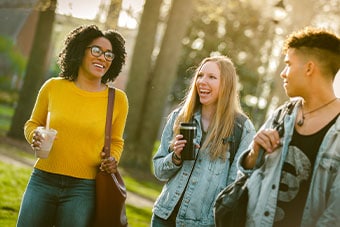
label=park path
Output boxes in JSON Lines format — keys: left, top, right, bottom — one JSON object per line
{"left": 0, "top": 135, "right": 154, "bottom": 209}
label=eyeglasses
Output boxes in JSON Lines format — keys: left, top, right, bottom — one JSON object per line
{"left": 87, "top": 46, "right": 115, "bottom": 62}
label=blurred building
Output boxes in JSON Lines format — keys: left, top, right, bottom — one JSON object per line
{"left": 0, "top": 0, "right": 42, "bottom": 53}
{"left": 0, "top": 5, "right": 38, "bottom": 91}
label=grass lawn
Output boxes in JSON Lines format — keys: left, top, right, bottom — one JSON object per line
{"left": 0, "top": 104, "right": 13, "bottom": 133}
{"left": 0, "top": 161, "right": 31, "bottom": 227}
{"left": 0, "top": 160, "right": 158, "bottom": 226}
{"left": 0, "top": 158, "right": 160, "bottom": 227}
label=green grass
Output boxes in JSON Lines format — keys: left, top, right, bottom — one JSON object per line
{"left": 0, "top": 161, "right": 31, "bottom": 227}
{"left": 0, "top": 160, "right": 156, "bottom": 227}
{"left": 126, "top": 204, "right": 154, "bottom": 226}
{"left": 124, "top": 174, "right": 163, "bottom": 202}
{"left": 0, "top": 104, "right": 14, "bottom": 117}
{"left": 0, "top": 104, "right": 13, "bottom": 133}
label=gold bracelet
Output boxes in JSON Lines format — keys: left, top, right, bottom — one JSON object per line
{"left": 173, "top": 152, "right": 182, "bottom": 161}
{"left": 172, "top": 153, "right": 182, "bottom": 166}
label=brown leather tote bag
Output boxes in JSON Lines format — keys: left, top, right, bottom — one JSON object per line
{"left": 93, "top": 88, "right": 128, "bottom": 227}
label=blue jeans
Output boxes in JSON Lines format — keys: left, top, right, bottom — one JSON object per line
{"left": 17, "top": 168, "right": 96, "bottom": 227}
{"left": 151, "top": 214, "right": 176, "bottom": 227}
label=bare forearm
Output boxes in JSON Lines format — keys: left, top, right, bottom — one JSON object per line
{"left": 242, "top": 149, "right": 259, "bottom": 169}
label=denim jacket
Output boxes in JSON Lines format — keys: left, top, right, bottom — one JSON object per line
{"left": 238, "top": 101, "right": 340, "bottom": 227}
{"left": 152, "top": 109, "right": 256, "bottom": 227}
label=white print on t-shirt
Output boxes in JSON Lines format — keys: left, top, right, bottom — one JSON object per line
{"left": 274, "top": 146, "right": 311, "bottom": 221}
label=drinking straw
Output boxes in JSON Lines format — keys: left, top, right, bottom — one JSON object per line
{"left": 46, "top": 112, "right": 51, "bottom": 130}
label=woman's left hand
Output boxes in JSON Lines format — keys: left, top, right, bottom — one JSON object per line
{"left": 99, "top": 152, "right": 118, "bottom": 174}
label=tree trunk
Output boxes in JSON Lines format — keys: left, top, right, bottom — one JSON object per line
{"left": 123, "top": 0, "right": 194, "bottom": 170}
{"left": 7, "top": 0, "right": 56, "bottom": 140}
{"left": 105, "top": 0, "right": 122, "bottom": 29}
{"left": 122, "top": 0, "right": 162, "bottom": 167}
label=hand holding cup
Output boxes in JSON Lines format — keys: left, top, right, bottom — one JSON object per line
{"left": 176, "top": 122, "right": 197, "bottom": 160}
{"left": 32, "top": 126, "right": 57, "bottom": 158}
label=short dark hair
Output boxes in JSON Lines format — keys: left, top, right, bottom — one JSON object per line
{"left": 283, "top": 27, "right": 340, "bottom": 76}
{"left": 57, "top": 24, "right": 126, "bottom": 83}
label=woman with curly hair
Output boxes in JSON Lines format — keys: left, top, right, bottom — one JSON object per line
{"left": 17, "top": 24, "right": 128, "bottom": 226}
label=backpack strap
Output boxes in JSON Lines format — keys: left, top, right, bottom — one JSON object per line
{"left": 232, "top": 114, "right": 247, "bottom": 163}
{"left": 223, "top": 100, "right": 298, "bottom": 167}
{"left": 255, "top": 99, "right": 298, "bottom": 168}
{"left": 272, "top": 99, "right": 298, "bottom": 136}
{"left": 223, "top": 114, "right": 247, "bottom": 165}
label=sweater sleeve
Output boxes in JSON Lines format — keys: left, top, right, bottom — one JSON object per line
{"left": 24, "top": 79, "right": 52, "bottom": 144}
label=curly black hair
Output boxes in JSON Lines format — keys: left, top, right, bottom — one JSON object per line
{"left": 283, "top": 27, "right": 340, "bottom": 76}
{"left": 283, "top": 27, "right": 340, "bottom": 54}
{"left": 57, "top": 24, "right": 126, "bottom": 83}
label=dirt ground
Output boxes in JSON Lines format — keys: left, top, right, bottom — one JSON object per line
{"left": 0, "top": 135, "right": 154, "bottom": 209}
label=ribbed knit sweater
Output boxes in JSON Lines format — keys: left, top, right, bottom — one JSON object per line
{"left": 24, "top": 77, "right": 128, "bottom": 179}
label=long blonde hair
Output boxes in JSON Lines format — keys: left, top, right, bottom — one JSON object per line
{"left": 172, "top": 56, "right": 244, "bottom": 160}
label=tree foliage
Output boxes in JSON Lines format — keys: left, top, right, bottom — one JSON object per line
{"left": 0, "top": 36, "right": 27, "bottom": 92}
{"left": 121, "top": 0, "right": 340, "bottom": 172}
{"left": 5, "top": 0, "right": 339, "bottom": 172}
{"left": 173, "top": 0, "right": 274, "bottom": 120}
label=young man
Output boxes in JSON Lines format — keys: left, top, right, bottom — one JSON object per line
{"left": 239, "top": 27, "right": 340, "bottom": 226}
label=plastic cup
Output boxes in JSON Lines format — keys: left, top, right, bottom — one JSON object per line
{"left": 35, "top": 126, "right": 57, "bottom": 158}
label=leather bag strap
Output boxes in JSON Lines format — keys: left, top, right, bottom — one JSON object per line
{"left": 103, "top": 87, "right": 115, "bottom": 158}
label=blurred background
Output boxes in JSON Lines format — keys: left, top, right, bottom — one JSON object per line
{"left": 1, "top": 0, "right": 340, "bottom": 173}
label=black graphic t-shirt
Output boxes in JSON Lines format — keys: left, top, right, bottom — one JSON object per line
{"left": 274, "top": 114, "right": 338, "bottom": 227}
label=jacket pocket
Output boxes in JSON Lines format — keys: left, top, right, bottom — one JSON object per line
{"left": 319, "top": 156, "right": 339, "bottom": 173}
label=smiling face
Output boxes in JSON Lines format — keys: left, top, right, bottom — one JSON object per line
{"left": 195, "top": 61, "right": 221, "bottom": 108}
{"left": 78, "top": 37, "right": 113, "bottom": 81}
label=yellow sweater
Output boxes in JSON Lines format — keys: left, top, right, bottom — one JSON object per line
{"left": 24, "top": 77, "right": 129, "bottom": 179}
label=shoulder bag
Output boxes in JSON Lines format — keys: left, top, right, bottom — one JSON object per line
{"left": 93, "top": 87, "right": 128, "bottom": 227}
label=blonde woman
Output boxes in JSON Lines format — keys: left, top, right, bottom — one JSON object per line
{"left": 151, "top": 56, "right": 256, "bottom": 227}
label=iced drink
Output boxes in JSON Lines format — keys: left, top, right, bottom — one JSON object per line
{"left": 35, "top": 126, "right": 57, "bottom": 158}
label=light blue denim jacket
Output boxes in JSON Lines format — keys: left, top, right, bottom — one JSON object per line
{"left": 238, "top": 101, "right": 340, "bottom": 227}
{"left": 152, "top": 109, "right": 256, "bottom": 227}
